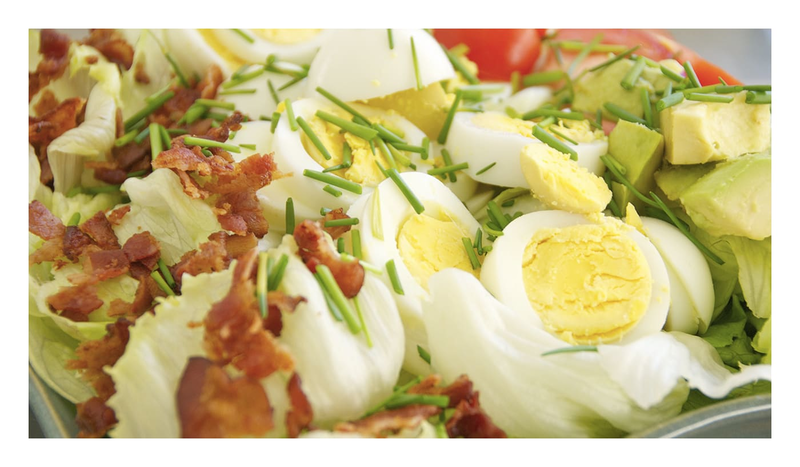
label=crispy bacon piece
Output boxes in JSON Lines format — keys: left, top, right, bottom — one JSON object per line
{"left": 75, "top": 397, "right": 118, "bottom": 438}
{"left": 33, "top": 89, "right": 59, "bottom": 117}
{"left": 171, "top": 236, "right": 230, "bottom": 287}
{"left": 63, "top": 226, "right": 95, "bottom": 262}
{"left": 67, "top": 319, "right": 132, "bottom": 401}
{"left": 285, "top": 373, "right": 314, "bottom": 438}
{"left": 88, "top": 249, "right": 131, "bottom": 281}
{"left": 81, "top": 29, "right": 134, "bottom": 70}
{"left": 29, "top": 97, "right": 85, "bottom": 178}
{"left": 294, "top": 220, "right": 364, "bottom": 298}
{"left": 177, "top": 357, "right": 274, "bottom": 438}
{"left": 446, "top": 392, "right": 507, "bottom": 439}
{"left": 134, "top": 60, "right": 150, "bottom": 84}
{"left": 262, "top": 291, "right": 305, "bottom": 337}
{"left": 107, "top": 205, "right": 131, "bottom": 225}
{"left": 46, "top": 283, "right": 103, "bottom": 319}
{"left": 80, "top": 211, "right": 121, "bottom": 250}
{"left": 29, "top": 29, "right": 71, "bottom": 101}
{"left": 197, "top": 65, "right": 224, "bottom": 100}
{"left": 29, "top": 200, "right": 65, "bottom": 240}
{"left": 334, "top": 405, "right": 441, "bottom": 438}
{"left": 29, "top": 237, "right": 64, "bottom": 265}
{"left": 203, "top": 249, "right": 294, "bottom": 379}
{"left": 122, "top": 231, "right": 160, "bottom": 270}
{"left": 207, "top": 153, "right": 279, "bottom": 195}
{"left": 216, "top": 191, "right": 269, "bottom": 238}
{"left": 321, "top": 208, "right": 353, "bottom": 240}
{"left": 222, "top": 232, "right": 258, "bottom": 259}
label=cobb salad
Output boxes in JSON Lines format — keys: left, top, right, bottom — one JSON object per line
{"left": 28, "top": 28, "right": 772, "bottom": 439}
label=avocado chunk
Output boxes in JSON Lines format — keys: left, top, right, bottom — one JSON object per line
{"left": 661, "top": 91, "right": 771, "bottom": 165}
{"left": 679, "top": 152, "right": 771, "bottom": 240}
{"left": 572, "top": 59, "right": 654, "bottom": 121}
{"left": 654, "top": 162, "right": 717, "bottom": 201}
{"left": 607, "top": 120, "right": 664, "bottom": 210}
{"left": 367, "top": 82, "right": 453, "bottom": 140}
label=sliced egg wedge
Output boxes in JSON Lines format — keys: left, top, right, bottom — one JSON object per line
{"left": 204, "top": 29, "right": 330, "bottom": 67}
{"left": 217, "top": 64, "right": 307, "bottom": 122}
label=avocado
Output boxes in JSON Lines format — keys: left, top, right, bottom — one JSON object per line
{"left": 367, "top": 82, "right": 452, "bottom": 140}
{"left": 661, "top": 91, "right": 771, "bottom": 165}
{"left": 679, "top": 152, "right": 771, "bottom": 240}
{"left": 654, "top": 162, "right": 717, "bottom": 201}
{"left": 572, "top": 59, "right": 654, "bottom": 121}
{"left": 607, "top": 120, "right": 664, "bottom": 210}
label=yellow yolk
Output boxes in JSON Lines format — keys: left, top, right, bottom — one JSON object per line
{"left": 250, "top": 29, "right": 321, "bottom": 45}
{"left": 522, "top": 222, "right": 652, "bottom": 345}
{"left": 198, "top": 29, "right": 247, "bottom": 70}
{"left": 396, "top": 210, "right": 479, "bottom": 290}
{"left": 471, "top": 113, "right": 604, "bottom": 144}
{"left": 367, "top": 83, "right": 454, "bottom": 140}
{"left": 520, "top": 144, "right": 612, "bottom": 214}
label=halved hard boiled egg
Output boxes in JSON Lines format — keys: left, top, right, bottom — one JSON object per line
{"left": 203, "top": 29, "right": 330, "bottom": 67}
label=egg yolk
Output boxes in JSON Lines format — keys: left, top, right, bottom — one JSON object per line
{"left": 521, "top": 222, "right": 652, "bottom": 345}
{"left": 251, "top": 29, "right": 321, "bottom": 45}
{"left": 396, "top": 209, "right": 479, "bottom": 290}
{"left": 198, "top": 29, "right": 248, "bottom": 70}
{"left": 470, "top": 113, "right": 605, "bottom": 144}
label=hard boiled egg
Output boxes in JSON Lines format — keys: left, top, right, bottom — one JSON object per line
{"left": 481, "top": 210, "right": 670, "bottom": 345}
{"left": 445, "top": 111, "right": 608, "bottom": 188}
{"left": 484, "top": 86, "right": 553, "bottom": 115}
{"left": 346, "top": 172, "right": 482, "bottom": 375}
{"left": 203, "top": 29, "right": 330, "bottom": 67}
{"left": 305, "top": 29, "right": 455, "bottom": 102}
{"left": 217, "top": 64, "right": 308, "bottom": 122}
{"left": 225, "top": 120, "right": 274, "bottom": 163}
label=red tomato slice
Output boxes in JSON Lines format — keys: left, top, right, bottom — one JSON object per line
{"left": 432, "top": 29, "right": 541, "bottom": 81}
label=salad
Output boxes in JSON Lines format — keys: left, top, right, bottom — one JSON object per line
{"left": 28, "top": 28, "right": 771, "bottom": 439}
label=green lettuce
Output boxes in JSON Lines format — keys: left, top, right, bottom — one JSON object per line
{"left": 119, "top": 29, "right": 172, "bottom": 120}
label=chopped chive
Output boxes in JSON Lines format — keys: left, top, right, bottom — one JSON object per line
{"left": 239, "top": 143, "right": 257, "bottom": 150}
{"left": 222, "top": 67, "right": 265, "bottom": 89}
{"left": 315, "top": 87, "right": 372, "bottom": 125}
{"left": 482, "top": 220, "right": 503, "bottom": 238}
{"left": 284, "top": 99, "right": 298, "bottom": 131}
{"left": 265, "top": 60, "right": 308, "bottom": 79}
{"left": 297, "top": 116, "right": 332, "bottom": 160}
{"left": 656, "top": 91, "right": 685, "bottom": 112}
{"left": 549, "top": 127, "right": 579, "bottom": 146}
{"left": 387, "top": 29, "right": 394, "bottom": 49}
{"left": 149, "top": 123, "right": 163, "bottom": 157}
{"left": 195, "top": 99, "right": 235, "bottom": 111}
{"left": 164, "top": 52, "right": 189, "bottom": 88}
{"left": 150, "top": 270, "right": 175, "bottom": 296}
{"left": 680, "top": 84, "right": 717, "bottom": 94}
{"left": 385, "top": 394, "right": 449, "bottom": 410}
{"left": 715, "top": 85, "right": 744, "bottom": 94}
{"left": 375, "top": 137, "right": 398, "bottom": 171}
{"left": 522, "top": 70, "right": 564, "bottom": 86}
{"left": 325, "top": 217, "right": 359, "bottom": 228}
{"left": 317, "top": 275, "right": 344, "bottom": 322}
{"left": 522, "top": 108, "right": 585, "bottom": 121}
{"left": 157, "top": 258, "right": 176, "bottom": 289}
{"left": 505, "top": 106, "right": 523, "bottom": 119}
{"left": 270, "top": 112, "right": 281, "bottom": 133}
{"left": 537, "top": 116, "right": 556, "bottom": 128}
{"left": 439, "top": 148, "right": 457, "bottom": 183}
{"left": 486, "top": 201, "right": 509, "bottom": 230}
{"left": 206, "top": 111, "right": 228, "bottom": 122}
{"left": 511, "top": 71, "right": 521, "bottom": 94}
{"left": 532, "top": 125, "right": 578, "bottom": 160}
{"left": 386, "top": 259, "right": 404, "bottom": 295}
{"left": 459, "top": 84, "right": 507, "bottom": 101}
{"left": 386, "top": 168, "right": 425, "bottom": 214}
{"left": 267, "top": 80, "right": 280, "bottom": 106}
{"left": 351, "top": 229, "right": 362, "bottom": 259}
{"left": 417, "top": 345, "right": 432, "bottom": 365}
{"left": 316, "top": 110, "right": 379, "bottom": 141}
{"left": 67, "top": 212, "right": 81, "bottom": 227}
{"left": 541, "top": 345, "right": 598, "bottom": 356}
{"left": 607, "top": 195, "right": 623, "bottom": 218}
{"left": 178, "top": 104, "right": 207, "bottom": 125}
{"left": 601, "top": 155, "right": 658, "bottom": 209}
{"left": 649, "top": 192, "right": 724, "bottom": 265}
{"left": 337, "top": 237, "right": 346, "bottom": 254}
{"left": 115, "top": 129, "right": 138, "bottom": 147}
{"left": 744, "top": 85, "right": 771, "bottom": 92}
{"left": 231, "top": 28, "right": 254, "bottom": 43}
{"left": 303, "top": 169, "right": 363, "bottom": 194}
{"left": 218, "top": 88, "right": 257, "bottom": 96}
{"left": 183, "top": 136, "right": 241, "bottom": 153}
{"left": 201, "top": 149, "right": 213, "bottom": 158}
{"left": 437, "top": 90, "right": 463, "bottom": 144}
{"left": 387, "top": 144, "right": 414, "bottom": 169}
{"left": 124, "top": 90, "right": 175, "bottom": 131}
{"left": 462, "top": 237, "right": 481, "bottom": 270}
{"left": 746, "top": 92, "right": 771, "bottom": 104}
{"left": 316, "top": 264, "right": 361, "bottom": 334}
{"left": 410, "top": 37, "right": 423, "bottom": 90}
{"left": 323, "top": 185, "right": 343, "bottom": 197}
{"left": 474, "top": 227, "right": 484, "bottom": 255}
{"left": 555, "top": 40, "right": 627, "bottom": 53}
{"left": 641, "top": 88, "right": 653, "bottom": 128}
{"left": 158, "top": 125, "right": 172, "bottom": 150}
{"left": 276, "top": 75, "right": 305, "bottom": 91}
{"left": 389, "top": 142, "right": 426, "bottom": 155}
{"left": 475, "top": 162, "right": 496, "bottom": 175}
{"left": 660, "top": 65, "right": 684, "bottom": 83}
{"left": 126, "top": 169, "right": 148, "bottom": 178}
{"left": 685, "top": 93, "right": 734, "bottom": 104}
{"left": 427, "top": 162, "right": 469, "bottom": 176}
{"left": 268, "top": 254, "right": 289, "bottom": 291}
{"left": 353, "top": 296, "right": 372, "bottom": 348}
{"left": 372, "top": 123, "right": 405, "bottom": 144}
{"left": 84, "top": 185, "right": 121, "bottom": 195}
{"left": 285, "top": 198, "right": 295, "bottom": 235}
{"left": 682, "top": 61, "right": 702, "bottom": 89}
{"left": 502, "top": 199, "right": 515, "bottom": 208}
{"left": 602, "top": 102, "right": 648, "bottom": 126}
{"left": 588, "top": 45, "right": 640, "bottom": 72}
{"left": 421, "top": 136, "right": 430, "bottom": 160}
{"left": 257, "top": 252, "right": 268, "bottom": 317}
{"left": 322, "top": 163, "right": 350, "bottom": 173}
{"left": 663, "top": 82, "right": 673, "bottom": 97}
{"left": 568, "top": 33, "right": 603, "bottom": 77}
{"left": 443, "top": 46, "right": 480, "bottom": 85}
{"left": 621, "top": 56, "right": 647, "bottom": 90}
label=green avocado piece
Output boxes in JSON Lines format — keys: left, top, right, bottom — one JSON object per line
{"left": 607, "top": 120, "right": 664, "bottom": 210}
{"left": 572, "top": 59, "right": 654, "bottom": 121}
{"left": 679, "top": 152, "right": 771, "bottom": 240}
{"left": 654, "top": 162, "right": 717, "bottom": 201}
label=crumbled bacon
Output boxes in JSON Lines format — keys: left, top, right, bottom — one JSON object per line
{"left": 334, "top": 405, "right": 441, "bottom": 438}
{"left": 321, "top": 208, "right": 353, "bottom": 240}
{"left": 29, "top": 29, "right": 71, "bottom": 102}
{"left": 88, "top": 249, "right": 131, "bottom": 281}
{"left": 294, "top": 220, "right": 364, "bottom": 298}
{"left": 62, "top": 226, "right": 96, "bottom": 262}
{"left": 262, "top": 291, "right": 306, "bottom": 337}
{"left": 285, "top": 373, "right": 314, "bottom": 438}
{"left": 46, "top": 282, "right": 103, "bottom": 319}
{"left": 29, "top": 200, "right": 65, "bottom": 240}
{"left": 122, "top": 231, "right": 160, "bottom": 270}
{"left": 206, "top": 152, "right": 279, "bottom": 195}
{"left": 196, "top": 65, "right": 224, "bottom": 100}
{"left": 177, "top": 357, "right": 274, "bottom": 438}
{"left": 216, "top": 191, "right": 269, "bottom": 238}
{"left": 107, "top": 205, "right": 131, "bottom": 225}
{"left": 446, "top": 392, "right": 507, "bottom": 439}
{"left": 203, "top": 249, "right": 294, "bottom": 379}
{"left": 202, "top": 110, "right": 243, "bottom": 143}
{"left": 67, "top": 319, "right": 132, "bottom": 400}
{"left": 29, "top": 237, "right": 65, "bottom": 265}
{"left": 80, "top": 211, "right": 121, "bottom": 250}
{"left": 171, "top": 236, "right": 230, "bottom": 287}
{"left": 408, "top": 374, "right": 474, "bottom": 408}
{"left": 75, "top": 397, "right": 118, "bottom": 438}
{"left": 29, "top": 97, "right": 85, "bottom": 162}
{"left": 134, "top": 60, "right": 150, "bottom": 84}
{"left": 32, "top": 89, "right": 59, "bottom": 117}
{"left": 81, "top": 29, "right": 134, "bottom": 70}
{"left": 153, "top": 144, "right": 219, "bottom": 176}
{"left": 221, "top": 232, "right": 258, "bottom": 259}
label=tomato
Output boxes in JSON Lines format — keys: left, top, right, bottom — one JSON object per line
{"left": 432, "top": 29, "right": 541, "bottom": 81}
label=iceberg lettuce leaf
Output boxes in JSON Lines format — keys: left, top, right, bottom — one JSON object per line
{"left": 119, "top": 29, "right": 172, "bottom": 120}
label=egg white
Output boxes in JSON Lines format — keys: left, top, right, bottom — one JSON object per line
{"left": 208, "top": 29, "right": 331, "bottom": 66}
{"left": 481, "top": 210, "right": 671, "bottom": 345}
{"left": 218, "top": 64, "right": 308, "bottom": 122}
{"left": 163, "top": 29, "right": 231, "bottom": 78}
{"left": 484, "top": 86, "right": 553, "bottom": 115}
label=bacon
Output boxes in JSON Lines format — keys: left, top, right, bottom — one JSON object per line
{"left": 203, "top": 249, "right": 294, "bottom": 379}
{"left": 29, "top": 237, "right": 65, "bottom": 265}
{"left": 177, "top": 357, "right": 274, "bottom": 438}
{"left": 321, "top": 208, "right": 353, "bottom": 240}
{"left": 46, "top": 283, "right": 103, "bottom": 319}
{"left": 152, "top": 145, "right": 215, "bottom": 176}
{"left": 445, "top": 392, "right": 507, "bottom": 438}
{"left": 221, "top": 232, "right": 258, "bottom": 259}
{"left": 113, "top": 140, "right": 150, "bottom": 171}
{"left": 29, "top": 97, "right": 85, "bottom": 172}
{"left": 285, "top": 373, "right": 314, "bottom": 438}
{"left": 29, "top": 30, "right": 71, "bottom": 101}
{"left": 29, "top": 200, "right": 65, "bottom": 240}
{"left": 216, "top": 191, "right": 269, "bottom": 238}
{"left": 63, "top": 226, "right": 96, "bottom": 262}
{"left": 134, "top": 60, "right": 150, "bottom": 84}
{"left": 207, "top": 153, "right": 279, "bottom": 195}
{"left": 334, "top": 405, "right": 441, "bottom": 438}
{"left": 197, "top": 65, "right": 224, "bottom": 100}
{"left": 408, "top": 374, "right": 474, "bottom": 408}
{"left": 107, "top": 205, "right": 131, "bottom": 225}
{"left": 122, "top": 231, "right": 161, "bottom": 270}
{"left": 263, "top": 291, "right": 305, "bottom": 337}
{"left": 81, "top": 29, "right": 134, "bottom": 70}
{"left": 67, "top": 319, "right": 132, "bottom": 400}
{"left": 88, "top": 249, "right": 131, "bottom": 281}
{"left": 75, "top": 397, "right": 118, "bottom": 438}
{"left": 32, "top": 89, "right": 59, "bottom": 117}
{"left": 80, "top": 211, "right": 120, "bottom": 250}
{"left": 294, "top": 220, "right": 364, "bottom": 298}
{"left": 171, "top": 236, "right": 230, "bottom": 286}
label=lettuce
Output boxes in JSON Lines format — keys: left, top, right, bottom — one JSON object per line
{"left": 113, "top": 169, "right": 223, "bottom": 265}
{"left": 119, "top": 30, "right": 172, "bottom": 120}
{"left": 29, "top": 145, "right": 53, "bottom": 206}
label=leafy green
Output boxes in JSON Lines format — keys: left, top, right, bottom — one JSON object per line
{"left": 119, "top": 30, "right": 173, "bottom": 120}
{"left": 681, "top": 380, "right": 771, "bottom": 413}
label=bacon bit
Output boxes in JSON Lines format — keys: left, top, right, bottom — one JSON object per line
{"left": 91, "top": 167, "right": 129, "bottom": 185}
{"left": 197, "top": 64, "right": 224, "bottom": 100}
{"left": 29, "top": 200, "right": 65, "bottom": 240}
{"left": 122, "top": 231, "right": 161, "bottom": 270}
{"left": 29, "top": 29, "right": 71, "bottom": 101}
{"left": 408, "top": 374, "right": 474, "bottom": 408}
{"left": 171, "top": 236, "right": 230, "bottom": 287}
{"left": 75, "top": 397, "right": 118, "bottom": 438}
{"left": 134, "top": 60, "right": 150, "bottom": 84}
{"left": 80, "top": 211, "right": 121, "bottom": 250}
{"left": 177, "top": 357, "right": 274, "bottom": 438}
{"left": 28, "top": 97, "right": 85, "bottom": 162}
{"left": 67, "top": 319, "right": 132, "bottom": 400}
{"left": 33, "top": 89, "right": 59, "bottom": 117}
{"left": 446, "top": 392, "right": 507, "bottom": 439}
{"left": 84, "top": 55, "right": 99, "bottom": 64}
{"left": 47, "top": 283, "right": 103, "bottom": 320}
{"left": 321, "top": 208, "right": 353, "bottom": 240}
{"left": 334, "top": 405, "right": 441, "bottom": 438}
{"left": 294, "top": 220, "right": 365, "bottom": 298}
{"left": 63, "top": 226, "right": 96, "bottom": 262}
{"left": 216, "top": 191, "right": 269, "bottom": 238}
{"left": 113, "top": 140, "right": 149, "bottom": 171}
{"left": 153, "top": 145, "right": 216, "bottom": 176}
{"left": 29, "top": 237, "right": 65, "bottom": 265}
{"left": 221, "top": 232, "right": 258, "bottom": 259}
{"left": 203, "top": 249, "right": 294, "bottom": 379}
{"left": 202, "top": 111, "right": 244, "bottom": 143}
{"left": 88, "top": 249, "right": 131, "bottom": 281}
{"left": 82, "top": 29, "right": 134, "bottom": 70}
{"left": 107, "top": 205, "right": 131, "bottom": 225}
{"left": 285, "top": 373, "right": 314, "bottom": 438}
{"left": 263, "top": 291, "right": 306, "bottom": 337}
